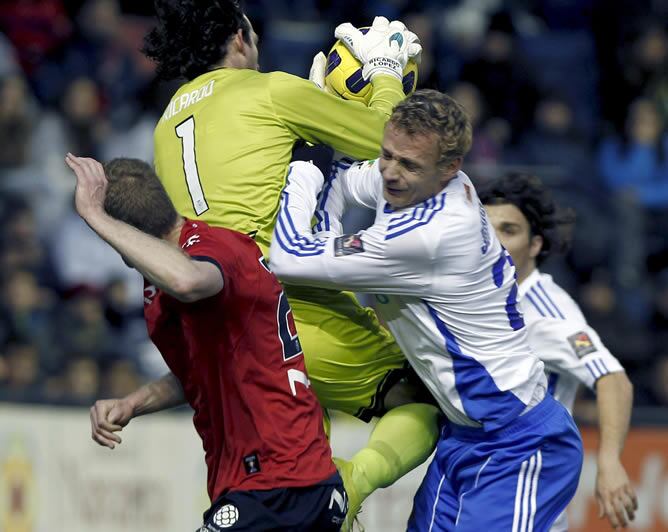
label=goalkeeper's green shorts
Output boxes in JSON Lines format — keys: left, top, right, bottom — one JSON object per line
{"left": 285, "top": 285, "right": 408, "bottom": 422}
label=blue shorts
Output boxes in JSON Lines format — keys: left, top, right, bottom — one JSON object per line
{"left": 408, "top": 395, "right": 583, "bottom": 532}
{"left": 199, "top": 472, "right": 346, "bottom": 532}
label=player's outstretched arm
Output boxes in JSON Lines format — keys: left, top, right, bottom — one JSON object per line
{"left": 290, "top": 143, "right": 379, "bottom": 236}
{"left": 65, "top": 154, "right": 223, "bottom": 303}
{"left": 270, "top": 161, "right": 431, "bottom": 295}
{"left": 90, "top": 372, "right": 186, "bottom": 450}
{"left": 270, "top": 72, "right": 399, "bottom": 161}
{"left": 595, "top": 372, "right": 638, "bottom": 528}
{"left": 271, "top": 16, "right": 422, "bottom": 161}
{"left": 528, "top": 319, "right": 637, "bottom": 527}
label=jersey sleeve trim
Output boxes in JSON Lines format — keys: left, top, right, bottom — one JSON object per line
{"left": 313, "top": 159, "right": 353, "bottom": 233}
{"left": 524, "top": 292, "right": 547, "bottom": 317}
{"left": 274, "top": 190, "right": 328, "bottom": 257}
{"left": 584, "top": 356, "right": 621, "bottom": 383}
{"left": 526, "top": 285, "right": 563, "bottom": 319}
{"left": 191, "top": 255, "right": 224, "bottom": 276}
{"left": 269, "top": 166, "right": 436, "bottom": 295}
{"left": 385, "top": 192, "right": 447, "bottom": 240}
{"left": 535, "top": 281, "right": 566, "bottom": 319}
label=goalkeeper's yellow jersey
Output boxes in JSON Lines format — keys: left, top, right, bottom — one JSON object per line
{"left": 153, "top": 68, "right": 403, "bottom": 251}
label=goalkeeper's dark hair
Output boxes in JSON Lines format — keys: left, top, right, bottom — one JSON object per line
{"left": 389, "top": 89, "right": 473, "bottom": 166}
{"left": 478, "top": 173, "right": 576, "bottom": 265}
{"left": 103, "top": 158, "right": 178, "bottom": 238}
{"left": 143, "top": 0, "right": 251, "bottom": 81}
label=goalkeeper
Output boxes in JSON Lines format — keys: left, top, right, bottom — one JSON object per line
{"left": 144, "top": 1, "right": 437, "bottom": 528}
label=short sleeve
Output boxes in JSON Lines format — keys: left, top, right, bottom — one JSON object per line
{"left": 527, "top": 318, "right": 625, "bottom": 391}
{"left": 180, "top": 227, "right": 226, "bottom": 276}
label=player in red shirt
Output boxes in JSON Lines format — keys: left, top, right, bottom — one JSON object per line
{"left": 67, "top": 154, "right": 346, "bottom": 531}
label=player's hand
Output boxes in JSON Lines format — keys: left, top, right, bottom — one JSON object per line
{"left": 90, "top": 398, "right": 134, "bottom": 450}
{"left": 596, "top": 457, "right": 638, "bottom": 528}
{"left": 291, "top": 141, "right": 334, "bottom": 178}
{"left": 65, "top": 153, "right": 108, "bottom": 222}
{"left": 309, "top": 51, "right": 327, "bottom": 90}
{"left": 335, "top": 16, "right": 422, "bottom": 81}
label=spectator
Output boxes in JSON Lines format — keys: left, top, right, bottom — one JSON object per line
{"left": 51, "top": 285, "right": 117, "bottom": 364}
{"left": 0, "top": 74, "right": 34, "bottom": 168}
{"left": 58, "top": 76, "right": 109, "bottom": 160}
{"left": 0, "top": 270, "right": 55, "bottom": 359}
{"left": 459, "top": 9, "right": 540, "bottom": 142}
{"left": 0, "top": 74, "right": 75, "bottom": 232}
{"left": 102, "top": 277, "right": 146, "bottom": 356}
{"left": 599, "top": 98, "right": 668, "bottom": 210}
{"left": 633, "top": 355, "right": 668, "bottom": 407}
{"left": 102, "top": 358, "right": 143, "bottom": 399}
{"left": 49, "top": 196, "right": 143, "bottom": 302}
{"left": 0, "top": 339, "right": 43, "bottom": 402}
{"left": 511, "top": 93, "right": 594, "bottom": 185}
{"left": 599, "top": 98, "right": 668, "bottom": 288}
{"left": 32, "top": 0, "right": 151, "bottom": 113}
{"left": 60, "top": 356, "right": 101, "bottom": 406}
{"left": 577, "top": 273, "right": 653, "bottom": 366}
{"left": 620, "top": 23, "right": 668, "bottom": 126}
{"left": 449, "top": 81, "right": 508, "bottom": 170}
{"left": 0, "top": 194, "right": 56, "bottom": 286}
{"left": 103, "top": 277, "right": 140, "bottom": 330}
{"left": 0, "top": 0, "right": 72, "bottom": 76}
{"left": 649, "top": 269, "right": 668, "bottom": 353}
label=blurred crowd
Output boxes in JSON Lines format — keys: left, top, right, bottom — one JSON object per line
{"left": 1, "top": 0, "right": 668, "bottom": 410}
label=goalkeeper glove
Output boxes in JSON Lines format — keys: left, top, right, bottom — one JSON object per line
{"left": 335, "top": 16, "right": 422, "bottom": 82}
{"left": 309, "top": 51, "right": 327, "bottom": 91}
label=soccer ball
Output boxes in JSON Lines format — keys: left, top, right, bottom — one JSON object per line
{"left": 324, "top": 30, "right": 419, "bottom": 105}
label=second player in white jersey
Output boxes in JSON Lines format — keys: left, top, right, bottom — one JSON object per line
{"left": 519, "top": 271, "right": 626, "bottom": 532}
{"left": 481, "top": 172, "right": 638, "bottom": 531}
{"left": 519, "top": 270, "right": 624, "bottom": 412}
{"left": 270, "top": 90, "right": 583, "bottom": 531}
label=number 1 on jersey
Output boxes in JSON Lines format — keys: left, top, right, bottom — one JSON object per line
{"left": 175, "top": 116, "right": 209, "bottom": 216}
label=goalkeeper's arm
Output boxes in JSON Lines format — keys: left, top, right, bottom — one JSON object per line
{"left": 270, "top": 16, "right": 420, "bottom": 159}
{"left": 269, "top": 71, "right": 403, "bottom": 160}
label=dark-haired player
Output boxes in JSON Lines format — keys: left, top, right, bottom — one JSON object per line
{"left": 480, "top": 173, "right": 638, "bottom": 531}
{"left": 144, "top": 2, "right": 438, "bottom": 527}
{"left": 69, "top": 154, "right": 346, "bottom": 531}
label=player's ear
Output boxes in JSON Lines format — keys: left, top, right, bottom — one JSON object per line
{"left": 440, "top": 157, "right": 462, "bottom": 184}
{"left": 232, "top": 29, "right": 246, "bottom": 53}
{"left": 448, "top": 157, "right": 463, "bottom": 175}
{"left": 529, "top": 234, "right": 543, "bottom": 259}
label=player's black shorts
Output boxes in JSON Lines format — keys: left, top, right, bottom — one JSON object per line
{"left": 197, "top": 472, "right": 346, "bottom": 532}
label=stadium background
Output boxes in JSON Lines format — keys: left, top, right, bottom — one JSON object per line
{"left": 0, "top": 0, "right": 667, "bottom": 530}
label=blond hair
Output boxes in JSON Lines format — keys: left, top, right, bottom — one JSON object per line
{"left": 389, "top": 89, "right": 473, "bottom": 166}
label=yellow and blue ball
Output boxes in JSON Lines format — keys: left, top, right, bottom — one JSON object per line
{"left": 324, "top": 30, "right": 419, "bottom": 105}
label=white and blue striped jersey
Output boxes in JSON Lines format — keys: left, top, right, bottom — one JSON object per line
{"left": 270, "top": 160, "right": 547, "bottom": 431}
{"left": 518, "top": 270, "right": 625, "bottom": 413}
{"left": 518, "top": 270, "right": 625, "bottom": 532}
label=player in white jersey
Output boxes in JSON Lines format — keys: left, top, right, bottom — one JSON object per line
{"left": 269, "top": 90, "right": 583, "bottom": 531}
{"left": 481, "top": 173, "right": 638, "bottom": 530}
